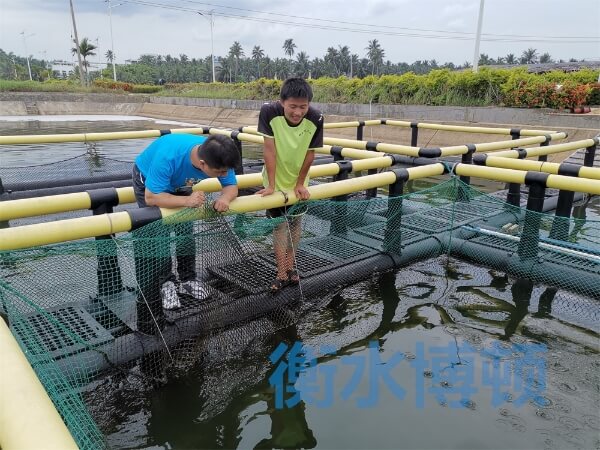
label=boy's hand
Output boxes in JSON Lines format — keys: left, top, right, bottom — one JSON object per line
{"left": 257, "top": 186, "right": 275, "bottom": 197}
{"left": 184, "top": 191, "right": 205, "bottom": 207}
{"left": 294, "top": 185, "right": 310, "bottom": 200}
{"left": 213, "top": 197, "right": 230, "bottom": 212}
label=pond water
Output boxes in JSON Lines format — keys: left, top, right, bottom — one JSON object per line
{"left": 1, "top": 116, "right": 598, "bottom": 449}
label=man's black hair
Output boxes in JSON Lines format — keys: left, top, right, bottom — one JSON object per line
{"left": 280, "top": 77, "right": 313, "bottom": 101}
{"left": 197, "top": 134, "right": 240, "bottom": 169}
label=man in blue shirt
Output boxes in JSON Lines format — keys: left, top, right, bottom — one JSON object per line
{"left": 132, "top": 133, "right": 240, "bottom": 310}
{"left": 133, "top": 133, "right": 239, "bottom": 211}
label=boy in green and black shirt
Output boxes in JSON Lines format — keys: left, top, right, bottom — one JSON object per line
{"left": 256, "top": 77, "right": 324, "bottom": 292}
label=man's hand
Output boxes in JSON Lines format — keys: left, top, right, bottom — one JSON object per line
{"left": 213, "top": 197, "right": 230, "bottom": 212}
{"left": 256, "top": 186, "right": 275, "bottom": 197}
{"left": 183, "top": 191, "right": 205, "bottom": 207}
{"left": 294, "top": 184, "right": 310, "bottom": 200}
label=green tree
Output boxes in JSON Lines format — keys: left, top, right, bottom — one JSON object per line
{"left": 366, "top": 39, "right": 384, "bottom": 75}
{"left": 228, "top": 41, "right": 244, "bottom": 82}
{"left": 282, "top": 38, "right": 297, "bottom": 75}
{"left": 251, "top": 45, "right": 265, "bottom": 78}
{"left": 71, "top": 37, "right": 97, "bottom": 81}
{"left": 505, "top": 53, "right": 516, "bottom": 64}
{"left": 539, "top": 52, "right": 553, "bottom": 63}
{"left": 520, "top": 48, "right": 539, "bottom": 64}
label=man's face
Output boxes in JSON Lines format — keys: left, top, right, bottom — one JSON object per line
{"left": 196, "top": 160, "right": 229, "bottom": 177}
{"left": 280, "top": 97, "right": 309, "bottom": 125}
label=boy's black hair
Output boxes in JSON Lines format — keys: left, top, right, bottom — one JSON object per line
{"left": 280, "top": 77, "right": 313, "bottom": 102}
{"left": 197, "top": 134, "right": 240, "bottom": 169}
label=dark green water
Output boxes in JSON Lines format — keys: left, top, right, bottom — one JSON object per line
{"left": 1, "top": 117, "right": 599, "bottom": 449}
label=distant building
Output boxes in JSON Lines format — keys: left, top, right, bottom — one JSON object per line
{"left": 480, "top": 60, "right": 600, "bottom": 74}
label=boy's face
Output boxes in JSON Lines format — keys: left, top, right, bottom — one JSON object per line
{"left": 280, "top": 97, "right": 309, "bottom": 125}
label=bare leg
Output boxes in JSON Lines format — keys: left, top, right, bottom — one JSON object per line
{"left": 273, "top": 222, "right": 289, "bottom": 282}
{"left": 285, "top": 216, "right": 302, "bottom": 282}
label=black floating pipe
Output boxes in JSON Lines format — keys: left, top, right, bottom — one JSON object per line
{"left": 43, "top": 236, "right": 445, "bottom": 385}
{"left": 383, "top": 168, "right": 408, "bottom": 253}
{"left": 459, "top": 144, "right": 476, "bottom": 189}
{"left": 583, "top": 139, "right": 598, "bottom": 167}
{"left": 230, "top": 130, "right": 244, "bottom": 175}
{"left": 356, "top": 121, "right": 364, "bottom": 141}
{"left": 365, "top": 141, "right": 379, "bottom": 199}
{"left": 331, "top": 160, "right": 353, "bottom": 234}
{"left": 0, "top": 179, "right": 132, "bottom": 201}
{"left": 518, "top": 172, "right": 549, "bottom": 259}
{"left": 538, "top": 138, "right": 550, "bottom": 162}
{"left": 410, "top": 122, "right": 419, "bottom": 147}
{"left": 89, "top": 188, "right": 124, "bottom": 297}
{"left": 2, "top": 172, "right": 132, "bottom": 193}
{"left": 549, "top": 163, "right": 581, "bottom": 241}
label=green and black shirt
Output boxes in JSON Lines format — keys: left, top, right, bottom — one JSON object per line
{"left": 257, "top": 101, "right": 324, "bottom": 191}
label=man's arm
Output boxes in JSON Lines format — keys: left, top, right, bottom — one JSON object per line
{"left": 257, "top": 137, "right": 277, "bottom": 196}
{"left": 213, "top": 185, "right": 238, "bottom": 212}
{"left": 145, "top": 190, "right": 205, "bottom": 208}
{"left": 294, "top": 150, "right": 315, "bottom": 200}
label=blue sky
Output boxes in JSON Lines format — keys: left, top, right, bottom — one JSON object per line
{"left": 1, "top": 0, "right": 598, "bottom": 66}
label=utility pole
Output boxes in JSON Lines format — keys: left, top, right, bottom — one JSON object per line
{"left": 107, "top": 0, "right": 118, "bottom": 81}
{"left": 20, "top": 32, "right": 34, "bottom": 81}
{"left": 472, "top": 0, "right": 485, "bottom": 73}
{"left": 69, "top": 0, "right": 86, "bottom": 85}
{"left": 199, "top": 10, "right": 216, "bottom": 83}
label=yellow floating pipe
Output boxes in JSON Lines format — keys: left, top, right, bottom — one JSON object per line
{"left": 0, "top": 187, "right": 137, "bottom": 221}
{"left": 0, "top": 166, "right": 443, "bottom": 251}
{"left": 0, "top": 318, "right": 78, "bottom": 450}
{"left": 315, "top": 145, "right": 383, "bottom": 159}
{"left": 546, "top": 175, "right": 600, "bottom": 195}
{"left": 440, "top": 133, "right": 568, "bottom": 157}
{"left": 385, "top": 120, "right": 554, "bottom": 136}
{"left": 0, "top": 153, "right": 398, "bottom": 221}
{"left": 490, "top": 138, "right": 597, "bottom": 159}
{"left": 0, "top": 212, "right": 133, "bottom": 251}
{"left": 481, "top": 156, "right": 600, "bottom": 180}
{"left": 453, "top": 164, "right": 527, "bottom": 184}
{"left": 454, "top": 163, "right": 600, "bottom": 194}
{"left": 480, "top": 157, "right": 559, "bottom": 174}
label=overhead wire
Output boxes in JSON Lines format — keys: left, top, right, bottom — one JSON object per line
{"left": 120, "top": 0, "right": 600, "bottom": 44}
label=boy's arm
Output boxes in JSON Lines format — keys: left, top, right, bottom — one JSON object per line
{"left": 294, "top": 150, "right": 315, "bottom": 200}
{"left": 257, "top": 137, "right": 277, "bottom": 196}
{"left": 213, "top": 185, "right": 238, "bottom": 212}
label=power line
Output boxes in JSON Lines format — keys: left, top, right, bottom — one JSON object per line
{"left": 121, "top": 0, "right": 600, "bottom": 44}
{"left": 163, "top": 0, "right": 599, "bottom": 40}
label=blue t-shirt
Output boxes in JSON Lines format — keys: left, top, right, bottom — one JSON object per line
{"left": 135, "top": 134, "right": 237, "bottom": 194}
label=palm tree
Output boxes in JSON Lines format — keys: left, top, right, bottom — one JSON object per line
{"left": 105, "top": 49, "right": 114, "bottom": 64}
{"left": 539, "top": 52, "right": 553, "bottom": 64}
{"left": 252, "top": 45, "right": 265, "bottom": 78}
{"left": 295, "top": 51, "right": 310, "bottom": 77}
{"left": 505, "top": 53, "right": 516, "bottom": 65}
{"left": 228, "top": 41, "right": 244, "bottom": 82}
{"left": 282, "top": 38, "right": 297, "bottom": 75}
{"left": 366, "top": 39, "right": 384, "bottom": 75}
{"left": 520, "top": 48, "right": 539, "bottom": 64}
{"left": 71, "top": 37, "right": 97, "bottom": 81}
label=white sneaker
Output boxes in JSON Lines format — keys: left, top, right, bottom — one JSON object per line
{"left": 161, "top": 281, "right": 180, "bottom": 310}
{"left": 178, "top": 280, "right": 210, "bottom": 300}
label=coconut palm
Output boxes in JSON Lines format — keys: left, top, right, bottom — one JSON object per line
{"left": 366, "top": 39, "right": 384, "bottom": 75}
{"left": 251, "top": 45, "right": 265, "bottom": 78}
{"left": 228, "top": 41, "right": 244, "bottom": 82}
{"left": 282, "top": 38, "right": 297, "bottom": 75}
{"left": 71, "top": 37, "right": 97, "bottom": 81}
{"left": 505, "top": 53, "right": 516, "bottom": 64}
{"left": 520, "top": 48, "right": 539, "bottom": 64}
